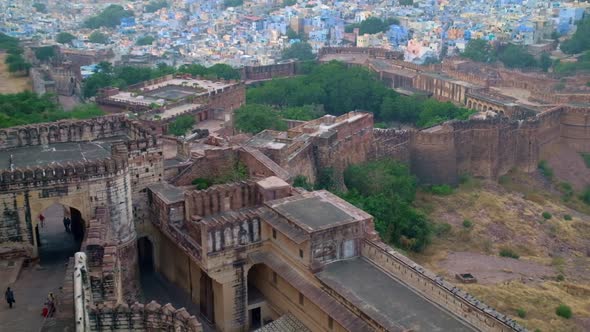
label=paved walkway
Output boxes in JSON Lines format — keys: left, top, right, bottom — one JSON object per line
{"left": 0, "top": 204, "right": 77, "bottom": 332}
{"left": 141, "top": 271, "right": 215, "bottom": 332}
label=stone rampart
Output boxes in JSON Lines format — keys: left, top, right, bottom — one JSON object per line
{"left": 318, "top": 47, "right": 403, "bottom": 60}
{"left": 361, "top": 240, "right": 525, "bottom": 332}
{"left": 371, "top": 128, "right": 412, "bottom": 163}
{"left": 0, "top": 115, "right": 129, "bottom": 150}
{"left": 87, "top": 302, "right": 202, "bottom": 332}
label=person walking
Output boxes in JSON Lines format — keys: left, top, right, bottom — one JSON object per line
{"left": 39, "top": 214, "right": 45, "bottom": 228}
{"left": 63, "top": 216, "right": 71, "bottom": 232}
{"left": 5, "top": 287, "right": 15, "bottom": 308}
{"left": 47, "top": 292, "right": 56, "bottom": 316}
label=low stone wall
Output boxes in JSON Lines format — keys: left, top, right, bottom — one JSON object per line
{"left": 361, "top": 240, "right": 525, "bottom": 332}
{"left": 87, "top": 302, "right": 202, "bottom": 332}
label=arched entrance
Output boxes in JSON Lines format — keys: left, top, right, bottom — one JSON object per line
{"left": 137, "top": 237, "right": 154, "bottom": 273}
{"left": 35, "top": 203, "right": 85, "bottom": 264}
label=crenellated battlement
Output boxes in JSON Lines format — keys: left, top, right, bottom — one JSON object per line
{"left": 87, "top": 301, "right": 202, "bottom": 332}
{"left": 0, "top": 157, "right": 128, "bottom": 189}
{"left": 0, "top": 115, "right": 130, "bottom": 150}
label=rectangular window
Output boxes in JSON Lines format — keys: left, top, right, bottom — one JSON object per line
{"left": 299, "top": 292, "right": 304, "bottom": 306}
{"left": 272, "top": 229, "right": 276, "bottom": 239}
{"left": 328, "top": 317, "right": 333, "bottom": 330}
{"left": 272, "top": 272, "right": 277, "bottom": 284}
{"left": 299, "top": 249, "right": 303, "bottom": 258}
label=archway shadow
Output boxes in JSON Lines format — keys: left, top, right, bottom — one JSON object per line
{"left": 35, "top": 204, "right": 85, "bottom": 266}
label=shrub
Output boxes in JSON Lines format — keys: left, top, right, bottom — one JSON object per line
{"left": 581, "top": 186, "right": 590, "bottom": 205}
{"left": 434, "top": 223, "right": 452, "bottom": 236}
{"left": 462, "top": 219, "right": 473, "bottom": 229}
{"left": 499, "top": 247, "right": 520, "bottom": 259}
{"left": 429, "top": 184, "right": 454, "bottom": 196}
{"left": 564, "top": 214, "right": 572, "bottom": 221}
{"left": 559, "top": 182, "right": 574, "bottom": 201}
{"left": 293, "top": 175, "right": 313, "bottom": 191}
{"left": 556, "top": 274, "right": 565, "bottom": 282}
{"left": 582, "top": 153, "right": 590, "bottom": 168}
{"left": 517, "top": 308, "right": 526, "bottom": 318}
{"left": 537, "top": 160, "right": 553, "bottom": 180}
{"left": 555, "top": 304, "right": 572, "bottom": 319}
{"left": 191, "top": 178, "right": 212, "bottom": 190}
{"left": 542, "top": 212, "right": 552, "bottom": 220}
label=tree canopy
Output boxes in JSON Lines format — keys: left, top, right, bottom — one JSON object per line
{"left": 281, "top": 42, "right": 315, "bottom": 61}
{"left": 224, "top": 0, "right": 244, "bottom": 7}
{"left": 56, "top": 32, "right": 76, "bottom": 45}
{"left": 145, "top": 0, "right": 168, "bottom": 13}
{"left": 168, "top": 115, "right": 195, "bottom": 136}
{"left": 246, "top": 61, "right": 474, "bottom": 128}
{"left": 0, "top": 33, "right": 30, "bottom": 74}
{"left": 234, "top": 104, "right": 287, "bottom": 134}
{"left": 136, "top": 35, "right": 155, "bottom": 46}
{"left": 34, "top": 46, "right": 55, "bottom": 62}
{"left": 560, "top": 16, "right": 590, "bottom": 54}
{"left": 345, "top": 17, "right": 399, "bottom": 35}
{"left": 497, "top": 44, "right": 537, "bottom": 69}
{"left": 33, "top": 3, "right": 47, "bottom": 13}
{"left": 340, "top": 160, "right": 432, "bottom": 252}
{"left": 461, "top": 39, "right": 496, "bottom": 63}
{"left": 84, "top": 5, "right": 133, "bottom": 29}
{"left": 89, "top": 31, "right": 109, "bottom": 44}
{"left": 0, "top": 91, "right": 104, "bottom": 128}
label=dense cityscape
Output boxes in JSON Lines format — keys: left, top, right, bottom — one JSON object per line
{"left": 0, "top": 1, "right": 589, "bottom": 332}
{"left": 1, "top": 0, "right": 588, "bottom": 66}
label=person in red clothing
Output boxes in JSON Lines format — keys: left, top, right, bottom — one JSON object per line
{"left": 39, "top": 214, "right": 45, "bottom": 228}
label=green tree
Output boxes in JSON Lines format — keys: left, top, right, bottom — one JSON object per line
{"left": 539, "top": 52, "right": 552, "bottom": 72}
{"left": 282, "top": 42, "right": 315, "bottom": 61}
{"left": 399, "top": 0, "right": 413, "bottom": 5}
{"left": 208, "top": 63, "right": 241, "bottom": 80}
{"left": 281, "top": 105, "right": 324, "bottom": 120}
{"left": 345, "top": 17, "right": 399, "bottom": 35}
{"left": 497, "top": 44, "right": 537, "bottom": 69}
{"left": 56, "top": 32, "right": 76, "bottom": 44}
{"left": 462, "top": 39, "right": 495, "bottom": 63}
{"left": 33, "top": 3, "right": 47, "bottom": 13}
{"left": 145, "top": 0, "right": 168, "bottom": 13}
{"left": 136, "top": 35, "right": 155, "bottom": 46}
{"left": 89, "top": 31, "right": 109, "bottom": 44}
{"left": 168, "top": 115, "right": 195, "bottom": 136}
{"left": 84, "top": 4, "right": 134, "bottom": 29}
{"left": 560, "top": 16, "right": 590, "bottom": 54}
{"left": 224, "top": 0, "right": 244, "bottom": 7}
{"left": 282, "top": 0, "right": 297, "bottom": 7}
{"left": 341, "top": 160, "right": 432, "bottom": 251}
{"left": 234, "top": 104, "right": 287, "bottom": 134}
{"left": 35, "top": 46, "right": 55, "bottom": 62}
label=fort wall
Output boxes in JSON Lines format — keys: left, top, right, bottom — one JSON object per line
{"left": 361, "top": 240, "right": 523, "bottom": 332}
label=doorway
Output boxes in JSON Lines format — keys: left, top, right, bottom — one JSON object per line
{"left": 137, "top": 237, "right": 154, "bottom": 273}
{"left": 250, "top": 307, "right": 261, "bottom": 329}
{"left": 36, "top": 204, "right": 84, "bottom": 265}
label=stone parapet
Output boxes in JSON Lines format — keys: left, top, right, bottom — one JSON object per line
{"left": 361, "top": 240, "right": 526, "bottom": 332}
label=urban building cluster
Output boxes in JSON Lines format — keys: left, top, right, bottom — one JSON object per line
{"left": 1, "top": 0, "right": 588, "bottom": 67}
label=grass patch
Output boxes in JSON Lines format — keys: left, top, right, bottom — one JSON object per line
{"left": 499, "top": 247, "right": 520, "bottom": 259}
{"left": 427, "top": 184, "right": 454, "bottom": 196}
{"left": 555, "top": 304, "right": 572, "bottom": 319}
